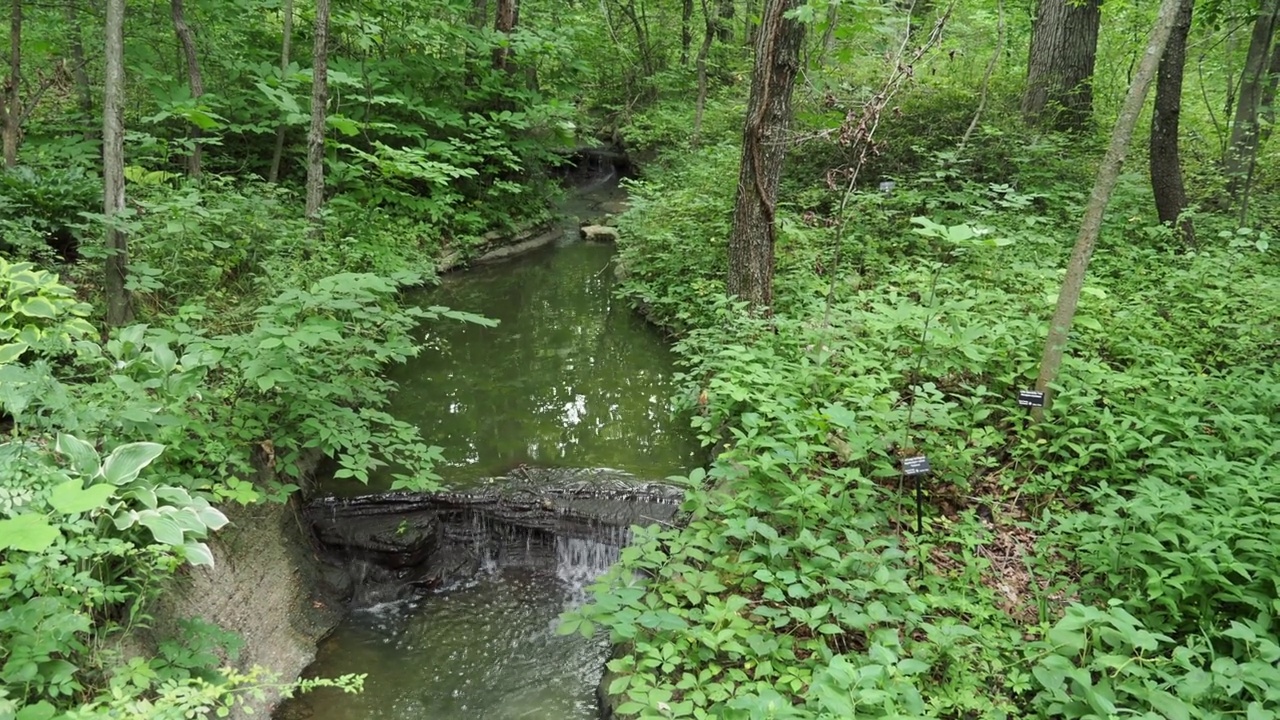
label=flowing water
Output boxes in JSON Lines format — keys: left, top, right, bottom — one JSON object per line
{"left": 282, "top": 180, "right": 702, "bottom": 720}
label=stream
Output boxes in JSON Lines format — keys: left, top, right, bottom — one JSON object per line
{"left": 279, "top": 178, "right": 702, "bottom": 720}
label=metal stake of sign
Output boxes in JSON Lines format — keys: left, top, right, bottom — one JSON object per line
{"left": 902, "top": 456, "right": 931, "bottom": 535}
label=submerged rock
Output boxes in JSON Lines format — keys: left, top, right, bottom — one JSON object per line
{"left": 580, "top": 224, "right": 620, "bottom": 242}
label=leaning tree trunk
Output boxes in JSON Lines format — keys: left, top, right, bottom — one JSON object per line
{"left": 1257, "top": 40, "right": 1280, "bottom": 147}
{"left": 268, "top": 0, "right": 294, "bottom": 183}
{"left": 1022, "top": 0, "right": 1102, "bottom": 131}
{"left": 170, "top": 0, "right": 205, "bottom": 178}
{"left": 725, "top": 0, "right": 805, "bottom": 311}
{"left": 104, "top": 0, "right": 132, "bottom": 327}
{"left": 1034, "top": 0, "right": 1182, "bottom": 416}
{"left": 305, "top": 0, "right": 330, "bottom": 235}
{"left": 3, "top": 0, "right": 21, "bottom": 167}
{"left": 1224, "top": 0, "right": 1280, "bottom": 196}
{"left": 1150, "top": 0, "right": 1195, "bottom": 246}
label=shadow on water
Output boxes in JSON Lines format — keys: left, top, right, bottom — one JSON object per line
{"left": 283, "top": 177, "right": 702, "bottom": 720}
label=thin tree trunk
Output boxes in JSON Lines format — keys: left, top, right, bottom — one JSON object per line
{"left": 1224, "top": 0, "right": 1280, "bottom": 193}
{"left": 726, "top": 0, "right": 805, "bottom": 311}
{"left": 67, "top": 0, "right": 92, "bottom": 128}
{"left": 104, "top": 0, "right": 132, "bottom": 326}
{"left": 1150, "top": 0, "right": 1194, "bottom": 246}
{"left": 1022, "top": 0, "right": 1102, "bottom": 131}
{"left": 493, "top": 0, "right": 518, "bottom": 71}
{"left": 471, "top": 0, "right": 488, "bottom": 28}
{"left": 960, "top": 0, "right": 1004, "bottom": 149}
{"left": 717, "top": 0, "right": 733, "bottom": 43}
{"left": 3, "top": 0, "right": 21, "bottom": 167}
{"left": 170, "top": 0, "right": 204, "bottom": 178}
{"left": 692, "top": 0, "right": 715, "bottom": 144}
{"left": 681, "top": 0, "right": 693, "bottom": 65}
{"left": 268, "top": 0, "right": 294, "bottom": 183}
{"left": 818, "top": 4, "right": 837, "bottom": 68}
{"left": 306, "top": 0, "right": 330, "bottom": 234}
{"left": 1034, "top": 0, "right": 1182, "bottom": 415}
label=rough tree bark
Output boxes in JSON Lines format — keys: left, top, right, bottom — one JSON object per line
{"left": 104, "top": 0, "right": 132, "bottom": 327}
{"left": 493, "top": 0, "right": 518, "bottom": 71}
{"left": 1224, "top": 0, "right": 1279, "bottom": 195}
{"left": 1022, "top": 0, "right": 1102, "bottom": 131}
{"left": 170, "top": 0, "right": 205, "bottom": 178}
{"left": 305, "top": 0, "right": 330, "bottom": 233}
{"left": 1150, "top": 0, "right": 1195, "bottom": 246}
{"left": 725, "top": 0, "right": 805, "bottom": 311}
{"left": 3, "top": 0, "right": 21, "bottom": 167}
{"left": 1034, "top": 0, "right": 1182, "bottom": 415}
{"left": 268, "top": 0, "right": 294, "bottom": 183}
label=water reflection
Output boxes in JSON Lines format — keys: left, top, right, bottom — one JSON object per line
{"left": 330, "top": 239, "right": 702, "bottom": 493}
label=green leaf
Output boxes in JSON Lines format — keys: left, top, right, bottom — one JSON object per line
{"left": 0, "top": 514, "right": 61, "bottom": 552}
{"left": 102, "top": 442, "right": 166, "bottom": 485}
{"left": 55, "top": 433, "right": 101, "bottom": 476}
{"left": 138, "top": 513, "right": 185, "bottom": 546}
{"left": 183, "top": 540, "right": 216, "bottom": 567}
{"left": 15, "top": 296, "right": 58, "bottom": 319}
{"left": 0, "top": 341, "right": 28, "bottom": 364}
{"left": 16, "top": 701, "right": 57, "bottom": 720}
{"left": 49, "top": 479, "right": 116, "bottom": 515}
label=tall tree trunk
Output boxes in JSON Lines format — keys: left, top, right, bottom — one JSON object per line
{"left": 1256, "top": 40, "right": 1280, "bottom": 146}
{"left": 493, "top": 0, "right": 518, "bottom": 71}
{"left": 306, "top": 0, "right": 330, "bottom": 234}
{"left": 1150, "top": 0, "right": 1194, "bottom": 246}
{"left": 170, "top": 0, "right": 204, "bottom": 178}
{"left": 67, "top": 0, "right": 92, "bottom": 129}
{"left": 692, "top": 0, "right": 716, "bottom": 143}
{"left": 1224, "top": 0, "right": 1279, "bottom": 194}
{"left": 1022, "top": 0, "right": 1102, "bottom": 131}
{"left": 268, "top": 0, "right": 294, "bottom": 183}
{"left": 3, "top": 0, "right": 21, "bottom": 167}
{"left": 104, "top": 0, "right": 132, "bottom": 327}
{"left": 1034, "top": 0, "right": 1182, "bottom": 415}
{"left": 725, "top": 0, "right": 805, "bottom": 311}
{"left": 818, "top": 4, "right": 838, "bottom": 68}
{"left": 471, "top": 0, "right": 488, "bottom": 28}
{"left": 717, "top": 0, "right": 733, "bottom": 43}
{"left": 681, "top": 0, "right": 693, "bottom": 65}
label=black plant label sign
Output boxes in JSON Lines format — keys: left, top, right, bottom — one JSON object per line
{"left": 902, "top": 456, "right": 931, "bottom": 476}
{"left": 1018, "top": 390, "right": 1046, "bottom": 408}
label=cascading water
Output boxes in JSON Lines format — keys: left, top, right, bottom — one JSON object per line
{"left": 277, "top": 176, "right": 701, "bottom": 720}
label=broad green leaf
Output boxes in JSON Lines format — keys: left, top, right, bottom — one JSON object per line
{"left": 14, "top": 296, "right": 58, "bottom": 319}
{"left": 0, "top": 341, "right": 28, "bottom": 364}
{"left": 49, "top": 480, "right": 116, "bottom": 515}
{"left": 16, "top": 701, "right": 57, "bottom": 720}
{"left": 0, "top": 514, "right": 60, "bottom": 552}
{"left": 138, "top": 513, "right": 184, "bottom": 546}
{"left": 183, "top": 540, "right": 215, "bottom": 567}
{"left": 55, "top": 433, "right": 101, "bottom": 475}
{"left": 102, "top": 442, "right": 166, "bottom": 485}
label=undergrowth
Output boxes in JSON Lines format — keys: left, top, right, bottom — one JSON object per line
{"left": 566, "top": 96, "right": 1280, "bottom": 719}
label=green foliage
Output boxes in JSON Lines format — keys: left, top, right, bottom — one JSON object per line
{"left": 578, "top": 127, "right": 1280, "bottom": 719}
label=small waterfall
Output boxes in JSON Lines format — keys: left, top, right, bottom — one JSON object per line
{"left": 554, "top": 525, "right": 628, "bottom": 603}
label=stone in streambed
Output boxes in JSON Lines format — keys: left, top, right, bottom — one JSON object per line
{"left": 580, "top": 224, "right": 619, "bottom": 242}
{"left": 312, "top": 513, "right": 439, "bottom": 568}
